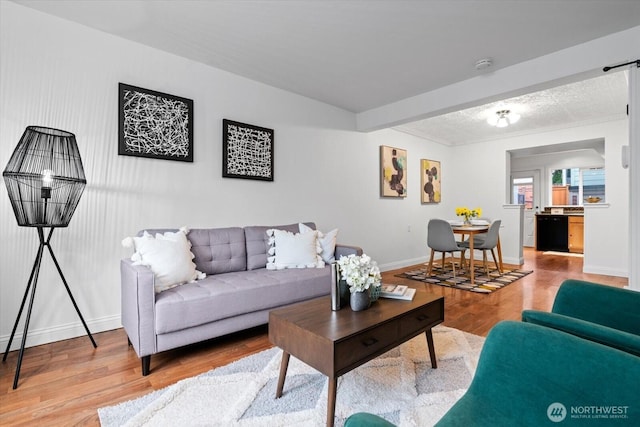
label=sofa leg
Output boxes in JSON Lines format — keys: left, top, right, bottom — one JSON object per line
{"left": 127, "top": 337, "right": 131, "bottom": 347}
{"left": 142, "top": 356, "right": 151, "bottom": 376}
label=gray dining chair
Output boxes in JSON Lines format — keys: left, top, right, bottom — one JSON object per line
{"left": 427, "top": 219, "right": 467, "bottom": 276}
{"left": 459, "top": 220, "right": 502, "bottom": 274}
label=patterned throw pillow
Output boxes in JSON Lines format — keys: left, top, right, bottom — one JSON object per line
{"left": 299, "top": 223, "right": 338, "bottom": 263}
{"left": 266, "top": 228, "right": 324, "bottom": 270}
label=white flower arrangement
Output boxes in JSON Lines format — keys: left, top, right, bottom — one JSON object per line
{"left": 337, "top": 253, "right": 382, "bottom": 293}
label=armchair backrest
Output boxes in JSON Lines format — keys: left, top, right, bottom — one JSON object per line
{"left": 552, "top": 279, "right": 640, "bottom": 336}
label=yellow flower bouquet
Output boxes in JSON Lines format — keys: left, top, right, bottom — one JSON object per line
{"left": 455, "top": 207, "right": 482, "bottom": 223}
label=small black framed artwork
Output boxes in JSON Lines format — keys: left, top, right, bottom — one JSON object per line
{"left": 118, "top": 83, "right": 194, "bottom": 162}
{"left": 222, "top": 119, "right": 274, "bottom": 181}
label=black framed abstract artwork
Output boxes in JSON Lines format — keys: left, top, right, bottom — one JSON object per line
{"left": 222, "top": 119, "right": 274, "bottom": 181}
{"left": 118, "top": 83, "right": 194, "bottom": 162}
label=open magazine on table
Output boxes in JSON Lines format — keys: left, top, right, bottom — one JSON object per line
{"left": 379, "top": 284, "right": 416, "bottom": 300}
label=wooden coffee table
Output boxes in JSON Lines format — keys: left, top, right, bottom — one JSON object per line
{"left": 268, "top": 289, "right": 444, "bottom": 427}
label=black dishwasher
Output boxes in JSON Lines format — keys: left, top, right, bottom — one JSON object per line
{"left": 536, "top": 215, "right": 569, "bottom": 252}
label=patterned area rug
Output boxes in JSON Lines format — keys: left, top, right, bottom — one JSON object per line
{"left": 98, "top": 326, "right": 484, "bottom": 427}
{"left": 397, "top": 265, "right": 533, "bottom": 293}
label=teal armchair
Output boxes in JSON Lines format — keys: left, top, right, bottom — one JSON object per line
{"left": 345, "top": 321, "right": 640, "bottom": 427}
{"left": 522, "top": 279, "right": 640, "bottom": 356}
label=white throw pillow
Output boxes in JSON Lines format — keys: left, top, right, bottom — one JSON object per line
{"left": 266, "top": 228, "right": 324, "bottom": 270}
{"left": 299, "top": 223, "right": 338, "bottom": 263}
{"left": 122, "top": 228, "right": 206, "bottom": 293}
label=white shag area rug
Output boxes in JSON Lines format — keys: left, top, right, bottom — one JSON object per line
{"left": 98, "top": 325, "right": 484, "bottom": 427}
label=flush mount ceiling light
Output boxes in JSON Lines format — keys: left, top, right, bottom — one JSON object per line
{"left": 487, "top": 109, "right": 520, "bottom": 128}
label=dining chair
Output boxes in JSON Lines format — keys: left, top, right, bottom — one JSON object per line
{"left": 427, "top": 219, "right": 467, "bottom": 276}
{"left": 459, "top": 220, "right": 502, "bottom": 274}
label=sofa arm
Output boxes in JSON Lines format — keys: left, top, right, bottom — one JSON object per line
{"left": 522, "top": 310, "right": 640, "bottom": 357}
{"left": 335, "top": 244, "right": 363, "bottom": 259}
{"left": 120, "top": 259, "right": 156, "bottom": 358}
{"left": 552, "top": 279, "right": 640, "bottom": 335}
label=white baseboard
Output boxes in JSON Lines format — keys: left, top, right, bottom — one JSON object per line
{"left": 502, "top": 256, "right": 524, "bottom": 265}
{"left": 582, "top": 265, "right": 629, "bottom": 278}
{"left": 379, "top": 256, "right": 429, "bottom": 272}
{"left": 0, "top": 314, "right": 121, "bottom": 352}
{"left": 379, "top": 254, "right": 525, "bottom": 272}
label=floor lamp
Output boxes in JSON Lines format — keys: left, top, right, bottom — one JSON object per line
{"left": 2, "top": 126, "right": 97, "bottom": 389}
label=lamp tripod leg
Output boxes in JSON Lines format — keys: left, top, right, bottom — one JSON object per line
{"left": 3, "top": 227, "right": 97, "bottom": 389}
{"left": 2, "top": 244, "right": 42, "bottom": 362}
{"left": 9, "top": 241, "right": 46, "bottom": 389}
{"left": 45, "top": 244, "right": 97, "bottom": 348}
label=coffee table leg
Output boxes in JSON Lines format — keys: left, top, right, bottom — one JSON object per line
{"left": 327, "top": 376, "right": 337, "bottom": 427}
{"left": 275, "top": 351, "right": 290, "bottom": 398}
{"left": 425, "top": 329, "right": 437, "bottom": 368}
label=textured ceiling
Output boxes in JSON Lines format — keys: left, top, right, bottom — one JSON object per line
{"left": 394, "top": 71, "right": 630, "bottom": 145}
{"left": 12, "top": 0, "right": 640, "bottom": 114}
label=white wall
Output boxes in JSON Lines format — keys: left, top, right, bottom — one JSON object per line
{"left": 628, "top": 64, "right": 640, "bottom": 290}
{"left": 0, "top": 2, "right": 454, "bottom": 350}
{"left": 0, "top": 3, "right": 630, "bottom": 350}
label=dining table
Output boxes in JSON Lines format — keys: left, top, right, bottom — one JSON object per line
{"left": 451, "top": 224, "right": 503, "bottom": 285}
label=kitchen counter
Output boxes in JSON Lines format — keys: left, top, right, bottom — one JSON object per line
{"left": 536, "top": 213, "right": 584, "bottom": 216}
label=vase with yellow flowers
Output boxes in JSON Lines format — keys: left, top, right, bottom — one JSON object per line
{"left": 455, "top": 207, "right": 482, "bottom": 226}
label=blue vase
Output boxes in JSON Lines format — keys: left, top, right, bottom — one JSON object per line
{"left": 369, "top": 285, "right": 382, "bottom": 302}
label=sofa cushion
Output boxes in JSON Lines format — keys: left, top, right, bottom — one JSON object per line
{"left": 266, "top": 228, "right": 324, "bottom": 269}
{"left": 127, "top": 229, "right": 203, "bottom": 293}
{"left": 244, "top": 222, "right": 315, "bottom": 270}
{"left": 187, "top": 228, "right": 247, "bottom": 274}
{"left": 154, "top": 266, "right": 331, "bottom": 334}
{"left": 300, "top": 222, "right": 338, "bottom": 263}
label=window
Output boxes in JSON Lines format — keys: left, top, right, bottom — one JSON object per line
{"left": 550, "top": 167, "right": 604, "bottom": 206}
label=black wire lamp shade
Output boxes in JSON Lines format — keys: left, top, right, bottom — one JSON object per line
{"left": 3, "top": 126, "right": 86, "bottom": 227}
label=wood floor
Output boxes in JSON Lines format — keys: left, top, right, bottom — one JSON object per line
{"left": 0, "top": 248, "right": 628, "bottom": 426}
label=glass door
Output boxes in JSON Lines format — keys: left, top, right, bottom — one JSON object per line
{"left": 511, "top": 171, "right": 540, "bottom": 247}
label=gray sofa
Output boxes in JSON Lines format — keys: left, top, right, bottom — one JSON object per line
{"left": 121, "top": 222, "right": 362, "bottom": 375}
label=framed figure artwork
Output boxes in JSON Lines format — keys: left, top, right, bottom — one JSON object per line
{"left": 421, "top": 159, "right": 441, "bottom": 203}
{"left": 380, "top": 145, "right": 407, "bottom": 197}
{"left": 118, "top": 83, "right": 194, "bottom": 162}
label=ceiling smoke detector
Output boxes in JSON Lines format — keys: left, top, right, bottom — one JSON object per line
{"left": 475, "top": 58, "right": 493, "bottom": 70}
